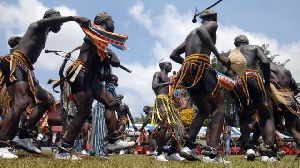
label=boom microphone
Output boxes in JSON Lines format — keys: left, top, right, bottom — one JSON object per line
{"left": 45, "top": 49, "right": 62, "bottom": 53}
{"left": 192, "top": 14, "right": 198, "bottom": 23}
{"left": 191, "top": 0, "right": 224, "bottom": 23}
{"left": 192, "top": 7, "right": 200, "bottom": 23}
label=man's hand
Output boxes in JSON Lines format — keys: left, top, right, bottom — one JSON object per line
{"left": 106, "top": 48, "right": 120, "bottom": 67}
{"left": 218, "top": 54, "right": 231, "bottom": 67}
{"left": 74, "top": 16, "right": 90, "bottom": 28}
{"left": 110, "top": 60, "right": 120, "bottom": 67}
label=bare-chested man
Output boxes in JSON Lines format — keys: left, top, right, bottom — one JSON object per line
{"left": 56, "top": 12, "right": 134, "bottom": 160}
{"left": 115, "top": 94, "right": 137, "bottom": 134}
{"left": 270, "top": 61, "right": 300, "bottom": 159}
{"left": 0, "top": 36, "right": 43, "bottom": 155}
{"left": 223, "top": 35, "right": 277, "bottom": 162}
{"left": 0, "top": 9, "right": 89, "bottom": 158}
{"left": 151, "top": 57, "right": 186, "bottom": 162}
{"left": 170, "top": 9, "right": 229, "bottom": 163}
{"left": 241, "top": 61, "right": 300, "bottom": 160}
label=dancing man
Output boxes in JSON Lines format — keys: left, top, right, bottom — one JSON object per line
{"left": 151, "top": 57, "right": 186, "bottom": 162}
{"left": 55, "top": 12, "right": 134, "bottom": 160}
{"left": 170, "top": 9, "right": 230, "bottom": 163}
{"left": 224, "top": 35, "right": 277, "bottom": 162}
{"left": 115, "top": 94, "right": 137, "bottom": 134}
{"left": 0, "top": 9, "right": 89, "bottom": 158}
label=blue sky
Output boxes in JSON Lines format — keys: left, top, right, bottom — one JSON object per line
{"left": 0, "top": 0, "right": 300, "bottom": 117}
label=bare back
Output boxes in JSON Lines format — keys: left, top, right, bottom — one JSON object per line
{"left": 239, "top": 45, "right": 269, "bottom": 70}
{"left": 185, "top": 22, "right": 217, "bottom": 57}
{"left": 270, "top": 62, "right": 294, "bottom": 89}
{"left": 15, "top": 23, "right": 48, "bottom": 64}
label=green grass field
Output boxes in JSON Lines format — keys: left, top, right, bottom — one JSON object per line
{"left": 0, "top": 151, "right": 300, "bottom": 168}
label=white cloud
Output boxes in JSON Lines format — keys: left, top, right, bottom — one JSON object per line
{"left": 1, "top": 0, "right": 300, "bottom": 118}
{"left": 0, "top": 0, "right": 84, "bottom": 70}
{"left": 126, "top": 1, "right": 300, "bottom": 116}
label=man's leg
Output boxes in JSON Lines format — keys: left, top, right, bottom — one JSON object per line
{"left": 23, "top": 85, "right": 55, "bottom": 133}
{"left": 0, "top": 82, "right": 30, "bottom": 159}
{"left": 207, "top": 90, "right": 225, "bottom": 147}
{"left": 154, "top": 121, "right": 168, "bottom": 161}
{"left": 81, "top": 122, "right": 90, "bottom": 155}
{"left": 1, "top": 82, "right": 30, "bottom": 140}
{"left": 149, "top": 129, "right": 158, "bottom": 155}
{"left": 180, "top": 93, "right": 208, "bottom": 161}
{"left": 257, "top": 101, "right": 275, "bottom": 144}
{"left": 64, "top": 91, "right": 92, "bottom": 145}
{"left": 165, "top": 132, "right": 185, "bottom": 161}
{"left": 186, "top": 94, "right": 209, "bottom": 145}
{"left": 202, "top": 90, "right": 230, "bottom": 163}
{"left": 15, "top": 85, "right": 54, "bottom": 155}
{"left": 257, "top": 100, "right": 278, "bottom": 162}
{"left": 93, "top": 83, "right": 134, "bottom": 151}
{"left": 55, "top": 90, "right": 92, "bottom": 160}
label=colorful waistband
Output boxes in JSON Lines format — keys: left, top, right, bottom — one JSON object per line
{"left": 183, "top": 54, "right": 210, "bottom": 64}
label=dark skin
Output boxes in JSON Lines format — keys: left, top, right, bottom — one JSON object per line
{"left": 81, "top": 122, "right": 91, "bottom": 150}
{"left": 139, "top": 106, "right": 172, "bottom": 152}
{"left": 16, "top": 16, "right": 90, "bottom": 64}
{"left": 223, "top": 41, "right": 275, "bottom": 145}
{"left": 0, "top": 14, "right": 90, "bottom": 140}
{"left": 152, "top": 62, "right": 173, "bottom": 95}
{"left": 152, "top": 61, "right": 175, "bottom": 155}
{"left": 139, "top": 106, "right": 152, "bottom": 132}
{"left": 116, "top": 95, "right": 137, "bottom": 133}
{"left": 63, "top": 16, "right": 121, "bottom": 145}
{"left": 270, "top": 62, "right": 300, "bottom": 145}
{"left": 244, "top": 64, "right": 300, "bottom": 149}
{"left": 170, "top": 15, "right": 228, "bottom": 147}
{"left": 59, "top": 51, "right": 91, "bottom": 149}
{"left": 0, "top": 36, "right": 22, "bottom": 129}
{"left": 270, "top": 62, "right": 299, "bottom": 95}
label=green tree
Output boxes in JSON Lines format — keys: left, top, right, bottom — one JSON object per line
{"left": 134, "top": 113, "right": 145, "bottom": 124}
{"left": 261, "top": 44, "right": 290, "bottom": 66}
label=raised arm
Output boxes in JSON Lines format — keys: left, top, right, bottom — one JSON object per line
{"left": 36, "top": 16, "right": 90, "bottom": 28}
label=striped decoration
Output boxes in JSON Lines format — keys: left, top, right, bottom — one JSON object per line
{"left": 82, "top": 22, "right": 128, "bottom": 61}
{"left": 90, "top": 102, "right": 108, "bottom": 156}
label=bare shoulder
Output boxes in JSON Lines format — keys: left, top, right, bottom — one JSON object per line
{"left": 200, "top": 21, "right": 218, "bottom": 32}
{"left": 254, "top": 45, "right": 264, "bottom": 52}
{"left": 28, "top": 22, "right": 39, "bottom": 29}
{"left": 245, "top": 44, "right": 259, "bottom": 49}
{"left": 242, "top": 45, "right": 263, "bottom": 53}
{"left": 153, "top": 71, "right": 162, "bottom": 77}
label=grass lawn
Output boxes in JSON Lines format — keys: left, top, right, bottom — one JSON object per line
{"left": 0, "top": 151, "right": 299, "bottom": 168}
